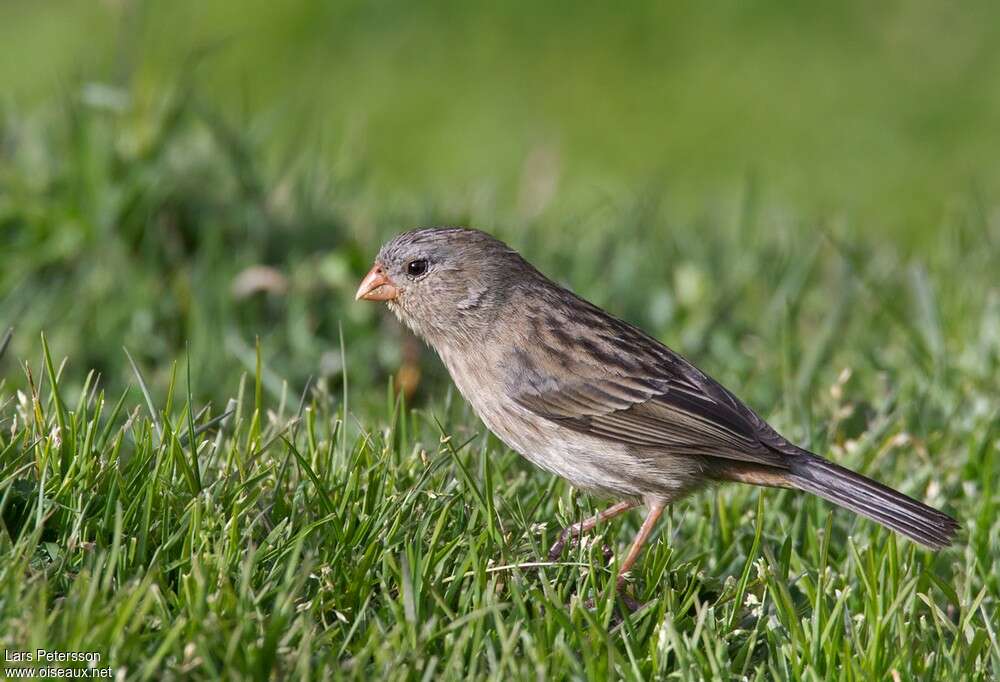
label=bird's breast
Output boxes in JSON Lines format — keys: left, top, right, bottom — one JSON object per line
{"left": 436, "top": 345, "right": 688, "bottom": 499}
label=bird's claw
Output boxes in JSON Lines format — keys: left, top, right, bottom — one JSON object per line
{"left": 582, "top": 589, "right": 644, "bottom": 613}
{"left": 601, "top": 543, "right": 613, "bottom": 564}
{"left": 547, "top": 535, "right": 568, "bottom": 562}
{"left": 548, "top": 523, "right": 582, "bottom": 561}
{"left": 549, "top": 529, "right": 614, "bottom": 564}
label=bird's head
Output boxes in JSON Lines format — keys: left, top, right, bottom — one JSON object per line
{"left": 355, "top": 227, "right": 532, "bottom": 347}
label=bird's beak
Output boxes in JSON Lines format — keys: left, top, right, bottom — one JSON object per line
{"left": 355, "top": 263, "right": 399, "bottom": 302}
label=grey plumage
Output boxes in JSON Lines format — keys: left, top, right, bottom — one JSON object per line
{"left": 359, "top": 227, "right": 958, "bottom": 577}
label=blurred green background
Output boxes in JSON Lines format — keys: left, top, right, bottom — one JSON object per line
{"left": 4, "top": 0, "right": 1000, "bottom": 220}
{"left": 2, "top": 0, "right": 999, "bottom": 406}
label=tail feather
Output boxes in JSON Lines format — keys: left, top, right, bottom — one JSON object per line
{"left": 787, "top": 455, "right": 959, "bottom": 549}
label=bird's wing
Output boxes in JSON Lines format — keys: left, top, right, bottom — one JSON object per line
{"left": 508, "top": 327, "right": 792, "bottom": 468}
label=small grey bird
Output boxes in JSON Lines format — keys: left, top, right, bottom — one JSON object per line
{"left": 356, "top": 227, "right": 958, "bottom": 598}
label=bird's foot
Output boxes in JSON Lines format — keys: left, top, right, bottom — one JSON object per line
{"left": 547, "top": 534, "right": 569, "bottom": 562}
{"left": 548, "top": 530, "right": 614, "bottom": 564}
{"left": 601, "top": 543, "right": 614, "bottom": 564}
{"left": 582, "top": 588, "right": 644, "bottom": 614}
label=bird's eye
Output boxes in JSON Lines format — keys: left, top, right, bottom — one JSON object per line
{"left": 406, "top": 259, "right": 429, "bottom": 277}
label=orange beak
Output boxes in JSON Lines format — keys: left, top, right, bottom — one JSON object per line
{"left": 355, "top": 263, "right": 399, "bottom": 302}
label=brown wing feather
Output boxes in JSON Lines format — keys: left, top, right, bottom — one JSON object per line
{"left": 508, "top": 293, "right": 796, "bottom": 469}
{"left": 514, "top": 376, "right": 790, "bottom": 467}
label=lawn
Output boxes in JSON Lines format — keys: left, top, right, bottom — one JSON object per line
{"left": 1, "top": 2, "right": 999, "bottom": 680}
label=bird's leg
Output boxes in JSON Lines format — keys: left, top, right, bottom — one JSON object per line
{"left": 614, "top": 500, "right": 665, "bottom": 592}
{"left": 578, "top": 501, "right": 665, "bottom": 613}
{"left": 548, "top": 500, "right": 636, "bottom": 561}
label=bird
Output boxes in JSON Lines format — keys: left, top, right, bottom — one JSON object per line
{"left": 355, "top": 227, "right": 958, "bottom": 602}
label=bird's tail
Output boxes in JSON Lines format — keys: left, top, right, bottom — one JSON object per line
{"left": 786, "top": 453, "right": 959, "bottom": 549}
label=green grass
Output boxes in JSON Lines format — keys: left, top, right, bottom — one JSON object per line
{"left": 1, "top": 329, "right": 997, "bottom": 680}
{"left": 0, "top": 83, "right": 998, "bottom": 679}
